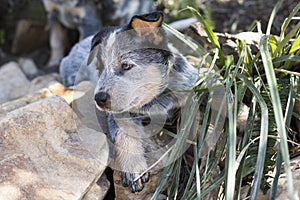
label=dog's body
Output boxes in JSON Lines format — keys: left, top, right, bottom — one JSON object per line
{"left": 87, "top": 12, "right": 200, "bottom": 193}
{"left": 61, "top": 12, "right": 200, "bottom": 193}
{"left": 42, "top": 0, "right": 154, "bottom": 67}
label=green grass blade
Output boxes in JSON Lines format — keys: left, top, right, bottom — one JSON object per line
{"left": 274, "top": 22, "right": 300, "bottom": 57}
{"left": 225, "top": 81, "right": 236, "bottom": 200}
{"left": 181, "top": 94, "right": 211, "bottom": 198}
{"left": 260, "top": 35, "right": 295, "bottom": 200}
{"left": 235, "top": 105, "right": 254, "bottom": 199}
{"left": 168, "top": 158, "right": 182, "bottom": 199}
{"left": 266, "top": 0, "right": 284, "bottom": 35}
{"left": 290, "top": 35, "right": 300, "bottom": 55}
{"left": 236, "top": 73, "right": 269, "bottom": 200}
{"left": 269, "top": 76, "right": 299, "bottom": 199}
{"left": 181, "top": 159, "right": 196, "bottom": 198}
{"left": 273, "top": 55, "right": 300, "bottom": 63}
{"left": 280, "top": 2, "right": 300, "bottom": 40}
{"left": 162, "top": 23, "right": 206, "bottom": 57}
{"left": 184, "top": 6, "right": 225, "bottom": 65}
{"left": 268, "top": 35, "right": 278, "bottom": 55}
{"left": 151, "top": 91, "right": 200, "bottom": 199}
{"left": 269, "top": 151, "right": 283, "bottom": 200}
{"left": 194, "top": 145, "right": 201, "bottom": 200}
{"left": 201, "top": 171, "right": 225, "bottom": 198}
{"left": 185, "top": 6, "right": 221, "bottom": 49}
{"left": 284, "top": 76, "right": 298, "bottom": 128}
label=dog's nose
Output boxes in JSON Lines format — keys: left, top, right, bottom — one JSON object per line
{"left": 95, "top": 92, "right": 110, "bottom": 108}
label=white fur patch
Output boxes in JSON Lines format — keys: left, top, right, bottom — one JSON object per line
{"left": 106, "top": 30, "right": 118, "bottom": 49}
{"left": 101, "top": 28, "right": 121, "bottom": 71}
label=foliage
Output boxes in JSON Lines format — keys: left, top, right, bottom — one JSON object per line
{"left": 153, "top": 2, "right": 300, "bottom": 199}
{"left": 155, "top": 0, "right": 214, "bottom": 27}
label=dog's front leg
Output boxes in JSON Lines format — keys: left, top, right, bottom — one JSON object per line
{"left": 108, "top": 113, "right": 149, "bottom": 193}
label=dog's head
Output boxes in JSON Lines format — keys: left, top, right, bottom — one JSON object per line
{"left": 88, "top": 12, "right": 173, "bottom": 113}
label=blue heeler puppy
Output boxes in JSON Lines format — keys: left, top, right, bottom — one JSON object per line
{"left": 88, "top": 12, "right": 199, "bottom": 193}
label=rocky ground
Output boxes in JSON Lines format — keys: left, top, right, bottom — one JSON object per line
{"left": 0, "top": 0, "right": 299, "bottom": 199}
{"left": 0, "top": 61, "right": 110, "bottom": 199}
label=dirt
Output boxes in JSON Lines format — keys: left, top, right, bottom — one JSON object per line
{"left": 207, "top": 0, "right": 298, "bottom": 34}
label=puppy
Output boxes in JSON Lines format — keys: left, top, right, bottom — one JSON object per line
{"left": 88, "top": 11, "right": 199, "bottom": 193}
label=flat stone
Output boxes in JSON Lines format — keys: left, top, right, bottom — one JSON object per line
{"left": 0, "top": 96, "right": 108, "bottom": 199}
{"left": 0, "top": 80, "right": 83, "bottom": 120}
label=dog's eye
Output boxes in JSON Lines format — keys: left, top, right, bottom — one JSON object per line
{"left": 121, "top": 63, "right": 134, "bottom": 70}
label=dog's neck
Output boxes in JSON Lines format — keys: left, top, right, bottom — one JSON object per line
{"left": 137, "top": 47, "right": 198, "bottom": 117}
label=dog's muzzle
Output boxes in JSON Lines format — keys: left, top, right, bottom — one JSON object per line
{"left": 94, "top": 92, "right": 111, "bottom": 110}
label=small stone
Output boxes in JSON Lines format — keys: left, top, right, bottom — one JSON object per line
{"left": 0, "top": 62, "right": 30, "bottom": 104}
{"left": 18, "top": 58, "right": 39, "bottom": 78}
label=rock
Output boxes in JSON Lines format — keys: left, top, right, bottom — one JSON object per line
{"left": 29, "top": 73, "right": 62, "bottom": 92}
{"left": 276, "top": 156, "right": 300, "bottom": 199}
{"left": 11, "top": 20, "right": 49, "bottom": 55}
{"left": 82, "top": 173, "right": 110, "bottom": 200}
{"left": 71, "top": 81, "right": 102, "bottom": 131}
{"left": 0, "top": 79, "right": 95, "bottom": 121}
{"left": 0, "top": 88, "right": 53, "bottom": 119}
{"left": 0, "top": 80, "right": 86, "bottom": 119}
{"left": 47, "top": 82, "right": 76, "bottom": 105}
{"left": 0, "top": 96, "right": 108, "bottom": 199}
{"left": 59, "top": 36, "right": 99, "bottom": 87}
{"left": 18, "top": 58, "right": 39, "bottom": 78}
{"left": 0, "top": 62, "right": 31, "bottom": 104}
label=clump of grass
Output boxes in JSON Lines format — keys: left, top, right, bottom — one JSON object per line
{"left": 153, "top": 2, "right": 300, "bottom": 199}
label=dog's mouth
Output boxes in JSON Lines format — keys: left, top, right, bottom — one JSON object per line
{"left": 94, "top": 97, "right": 142, "bottom": 114}
{"left": 94, "top": 102, "right": 119, "bottom": 113}
{"left": 94, "top": 101, "right": 134, "bottom": 114}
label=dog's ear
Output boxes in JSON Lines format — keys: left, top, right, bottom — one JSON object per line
{"left": 87, "top": 32, "right": 102, "bottom": 65}
{"left": 130, "top": 12, "right": 163, "bottom": 29}
{"left": 129, "top": 12, "right": 164, "bottom": 45}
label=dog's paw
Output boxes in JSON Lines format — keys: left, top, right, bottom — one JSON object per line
{"left": 121, "top": 171, "right": 150, "bottom": 193}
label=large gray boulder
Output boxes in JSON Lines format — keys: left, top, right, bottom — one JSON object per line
{"left": 0, "top": 96, "right": 109, "bottom": 199}
{"left": 59, "top": 36, "right": 98, "bottom": 87}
